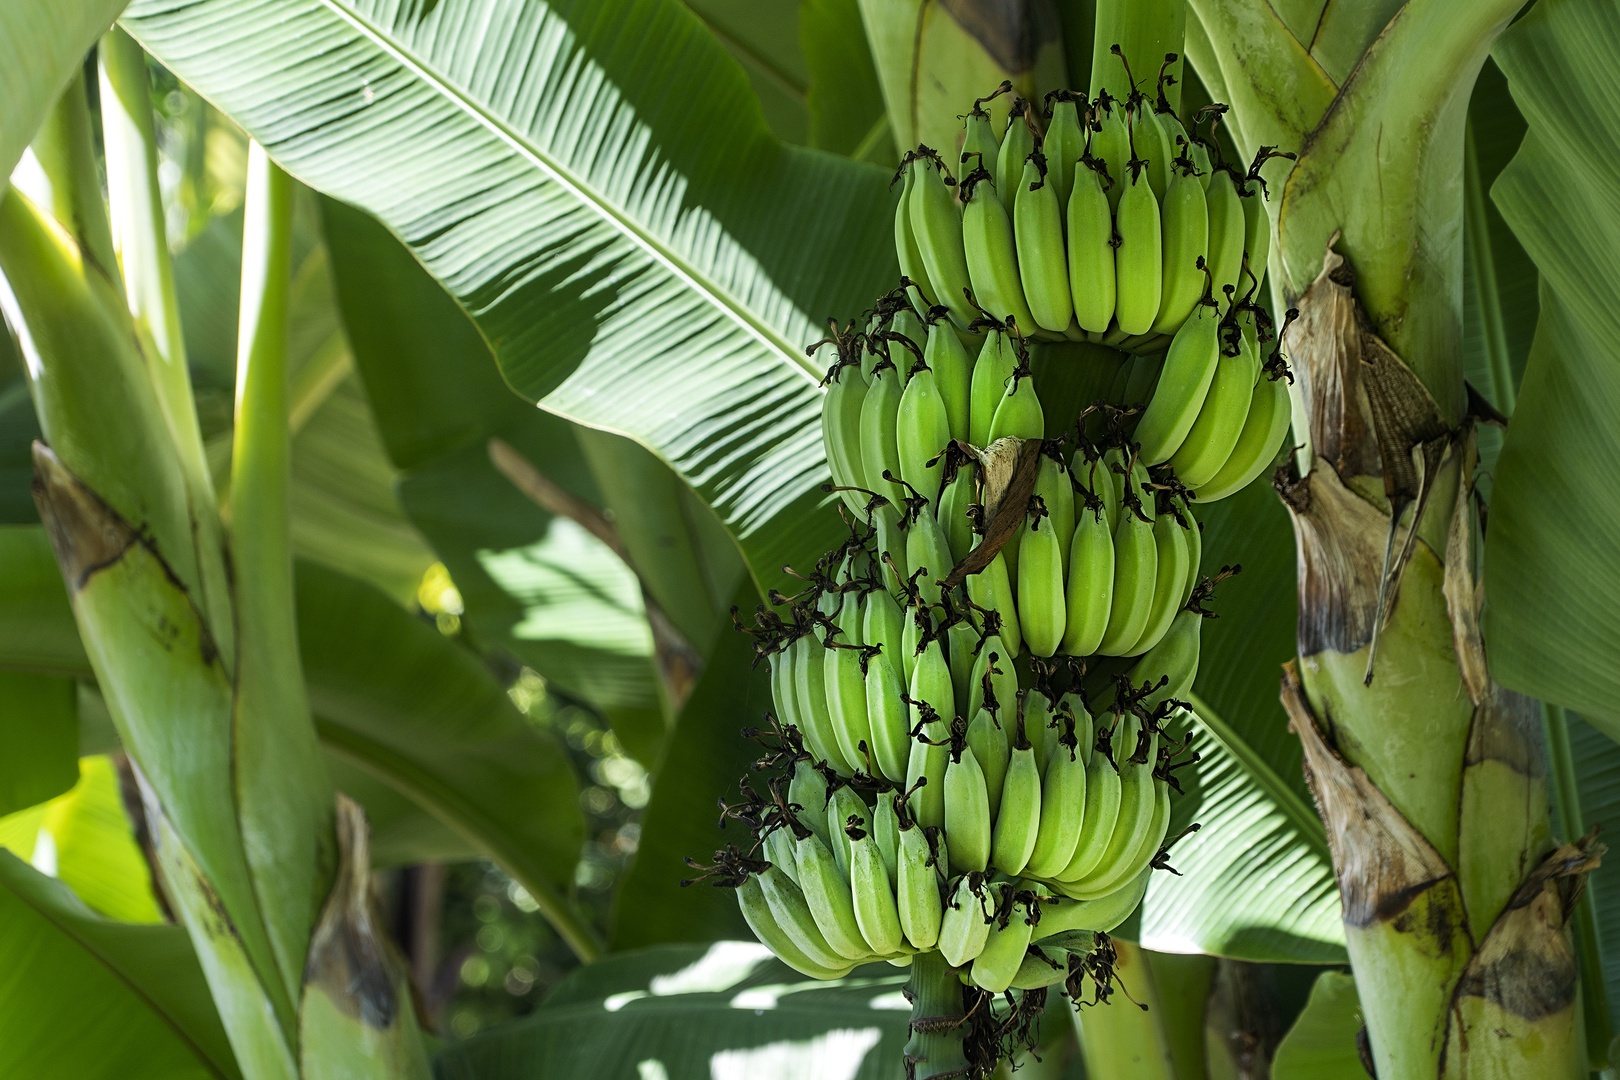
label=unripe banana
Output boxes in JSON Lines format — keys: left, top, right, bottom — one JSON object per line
{"left": 1033, "top": 455, "right": 1076, "bottom": 566}
{"left": 1133, "top": 104, "right": 1175, "bottom": 199}
{"left": 873, "top": 503, "right": 908, "bottom": 596}
{"left": 1026, "top": 730, "right": 1089, "bottom": 878}
{"left": 1064, "top": 721, "right": 1158, "bottom": 891}
{"left": 859, "top": 360, "right": 905, "bottom": 506}
{"left": 895, "top": 160, "right": 940, "bottom": 311}
{"left": 1135, "top": 302, "right": 1220, "bottom": 465}
{"left": 790, "top": 757, "right": 831, "bottom": 847}
{"left": 962, "top": 171, "right": 1037, "bottom": 331}
{"left": 1182, "top": 501, "right": 1203, "bottom": 607}
{"left": 936, "top": 467, "right": 977, "bottom": 563}
{"left": 1169, "top": 335, "right": 1257, "bottom": 488}
{"left": 991, "top": 732, "right": 1042, "bottom": 876}
{"left": 1057, "top": 716, "right": 1127, "bottom": 882}
{"left": 792, "top": 832, "right": 870, "bottom": 960}
{"left": 896, "top": 819, "right": 945, "bottom": 949}
{"left": 1044, "top": 95, "right": 1087, "bottom": 210}
{"left": 866, "top": 650, "right": 912, "bottom": 784}
{"left": 925, "top": 318, "right": 973, "bottom": 442}
{"left": 827, "top": 785, "right": 870, "bottom": 877}
{"left": 825, "top": 589, "right": 874, "bottom": 773}
{"left": 969, "top": 329, "right": 1018, "bottom": 447}
{"left": 891, "top": 307, "right": 927, "bottom": 370}
{"left": 1069, "top": 773, "right": 1170, "bottom": 900}
{"left": 1123, "top": 502, "right": 1193, "bottom": 657}
{"left": 769, "top": 645, "right": 802, "bottom": 741}
{"left": 1129, "top": 609, "right": 1202, "bottom": 711}
{"left": 995, "top": 103, "right": 1035, "bottom": 214}
{"left": 1153, "top": 160, "right": 1210, "bottom": 335}
{"left": 874, "top": 790, "right": 901, "bottom": 881}
{"left": 1010, "top": 947, "right": 1073, "bottom": 990}
{"left": 961, "top": 107, "right": 1001, "bottom": 174}
{"left": 1096, "top": 461, "right": 1158, "bottom": 656}
{"left": 1022, "top": 689, "right": 1057, "bottom": 774}
{"left": 863, "top": 587, "right": 906, "bottom": 676}
{"left": 1241, "top": 179, "right": 1271, "bottom": 294}
{"left": 966, "top": 634, "right": 1020, "bottom": 722}
{"left": 1187, "top": 138, "right": 1213, "bottom": 191}
{"left": 906, "top": 496, "right": 956, "bottom": 608}
{"left": 765, "top": 825, "right": 801, "bottom": 887}
{"left": 943, "top": 744, "right": 993, "bottom": 873}
{"left": 1014, "top": 154, "right": 1075, "bottom": 333}
{"left": 1090, "top": 98, "right": 1130, "bottom": 211}
{"left": 938, "top": 874, "right": 994, "bottom": 967}
{"left": 796, "top": 627, "right": 852, "bottom": 774}
{"left": 1062, "top": 502, "right": 1116, "bottom": 656}
{"left": 1058, "top": 692, "right": 1095, "bottom": 766}
{"left": 988, "top": 369, "right": 1046, "bottom": 446}
{"left": 1038, "top": 864, "right": 1150, "bottom": 932}
{"left": 822, "top": 363, "right": 869, "bottom": 515}
{"left": 965, "top": 549, "right": 1022, "bottom": 658}
{"left": 848, "top": 824, "right": 905, "bottom": 954}
{"left": 1017, "top": 506, "right": 1067, "bottom": 659}
{"left": 1192, "top": 372, "right": 1292, "bottom": 502}
{"left": 1097, "top": 446, "right": 1127, "bottom": 531}
{"left": 747, "top": 868, "right": 857, "bottom": 976}
{"left": 897, "top": 359, "right": 952, "bottom": 504}
{"left": 946, "top": 617, "right": 980, "bottom": 714}
{"left": 1113, "top": 165, "right": 1163, "bottom": 335}
{"left": 904, "top": 636, "right": 955, "bottom": 828}
{"left": 966, "top": 708, "right": 1010, "bottom": 820}
{"left": 1205, "top": 168, "right": 1246, "bottom": 304}
{"left": 910, "top": 153, "right": 977, "bottom": 329}
{"left": 971, "top": 891, "right": 1037, "bottom": 992}
{"left": 1067, "top": 161, "right": 1116, "bottom": 333}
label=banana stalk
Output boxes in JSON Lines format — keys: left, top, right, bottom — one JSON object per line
{"left": 904, "top": 949, "right": 970, "bottom": 1080}
{"left": 1071, "top": 940, "right": 1177, "bottom": 1079}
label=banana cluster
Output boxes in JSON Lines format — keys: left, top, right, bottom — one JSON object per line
{"left": 896, "top": 78, "right": 1277, "bottom": 354}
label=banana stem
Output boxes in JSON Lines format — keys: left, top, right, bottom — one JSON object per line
{"left": 1071, "top": 940, "right": 1176, "bottom": 1080}
{"left": 1090, "top": 0, "right": 1187, "bottom": 113}
{"left": 905, "top": 951, "right": 970, "bottom": 1080}
{"left": 30, "top": 70, "right": 119, "bottom": 283}
{"left": 1464, "top": 119, "right": 1516, "bottom": 416}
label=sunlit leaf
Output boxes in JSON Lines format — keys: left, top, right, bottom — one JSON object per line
{"left": 33, "top": 755, "right": 165, "bottom": 924}
{"left": 0, "top": 0, "right": 127, "bottom": 180}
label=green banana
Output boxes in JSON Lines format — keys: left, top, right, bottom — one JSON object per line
{"left": 1014, "top": 153, "right": 1075, "bottom": 333}
{"left": 1068, "top": 773, "right": 1170, "bottom": 900}
{"left": 1063, "top": 720, "right": 1157, "bottom": 892}
{"left": 1033, "top": 455, "right": 1076, "bottom": 567}
{"left": 1169, "top": 333, "right": 1257, "bottom": 488}
{"left": 1205, "top": 168, "right": 1246, "bottom": 304}
{"left": 1059, "top": 692, "right": 1095, "bottom": 766}
{"left": 1067, "top": 160, "right": 1116, "bottom": 334}
{"left": 1135, "top": 302, "right": 1220, "bottom": 465}
{"left": 968, "top": 329, "right": 1018, "bottom": 447}
{"left": 991, "top": 724, "right": 1042, "bottom": 876}
{"left": 1044, "top": 94, "right": 1087, "bottom": 210}
{"left": 1182, "top": 499, "right": 1203, "bottom": 606}
{"left": 936, "top": 467, "right": 977, "bottom": 563}
{"left": 821, "top": 362, "right": 869, "bottom": 515}
{"left": 790, "top": 757, "right": 831, "bottom": 847}
{"left": 925, "top": 317, "right": 973, "bottom": 443}
{"left": 965, "top": 549, "right": 1022, "bottom": 658}
{"left": 895, "top": 158, "right": 939, "bottom": 311}
{"left": 896, "top": 816, "right": 945, "bottom": 949}
{"left": 795, "top": 626, "right": 852, "bottom": 774}
{"left": 971, "top": 890, "right": 1037, "bottom": 992}
{"left": 961, "top": 106, "right": 1001, "bottom": 175}
{"left": 1090, "top": 96, "right": 1130, "bottom": 211}
{"left": 1113, "top": 164, "right": 1163, "bottom": 335}
{"left": 793, "top": 830, "right": 870, "bottom": 960}
{"left": 874, "top": 790, "right": 900, "bottom": 881}
{"left": 995, "top": 102, "right": 1035, "bottom": 214}
{"left": 1241, "top": 178, "right": 1271, "bottom": 293}
{"left": 848, "top": 823, "right": 905, "bottom": 954}
{"left": 891, "top": 307, "right": 927, "bottom": 371}
{"left": 866, "top": 650, "right": 911, "bottom": 784}
{"left": 765, "top": 825, "right": 801, "bottom": 887}
{"left": 1096, "top": 460, "right": 1158, "bottom": 656}
{"left": 904, "top": 636, "right": 955, "bottom": 828}
{"left": 943, "top": 743, "right": 992, "bottom": 873}
{"left": 827, "top": 785, "right": 869, "bottom": 877}
{"left": 863, "top": 586, "right": 907, "bottom": 675}
{"left": 897, "top": 358, "right": 952, "bottom": 504}
{"left": 988, "top": 367, "right": 1046, "bottom": 444}
{"left": 1056, "top": 716, "right": 1128, "bottom": 882}
{"left": 946, "top": 617, "right": 979, "bottom": 714}
{"left": 873, "top": 502, "right": 908, "bottom": 596}
{"left": 1192, "top": 372, "right": 1292, "bottom": 501}
{"left": 1133, "top": 103, "right": 1175, "bottom": 199}
{"left": 859, "top": 358, "right": 905, "bottom": 506}
{"left": 1187, "top": 138, "right": 1213, "bottom": 191}
{"left": 1062, "top": 500, "right": 1115, "bottom": 656}
{"left": 910, "top": 152, "right": 977, "bottom": 329}
{"left": 962, "top": 169, "right": 1037, "bottom": 331}
{"left": 1152, "top": 157, "right": 1210, "bottom": 335}
{"left": 770, "top": 644, "right": 803, "bottom": 743}
{"left": 824, "top": 588, "right": 874, "bottom": 774}
{"left": 966, "top": 634, "right": 1020, "bottom": 722}
{"left": 1128, "top": 609, "right": 1202, "bottom": 711}
{"left": 966, "top": 707, "right": 1010, "bottom": 820}
{"left": 1023, "top": 689, "right": 1056, "bottom": 774}
{"left": 1017, "top": 502, "right": 1067, "bottom": 658}
{"left": 1123, "top": 501, "right": 1193, "bottom": 657}
{"left": 1037, "top": 865, "right": 1151, "bottom": 934}
{"left": 938, "top": 874, "right": 994, "bottom": 967}
{"left": 1026, "top": 722, "right": 1090, "bottom": 878}
{"left": 747, "top": 868, "right": 857, "bottom": 977}
{"left": 906, "top": 495, "right": 956, "bottom": 608}
{"left": 1010, "top": 946, "right": 1074, "bottom": 990}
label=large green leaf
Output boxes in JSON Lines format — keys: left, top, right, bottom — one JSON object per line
{"left": 123, "top": 0, "right": 898, "bottom": 604}
{"left": 0, "top": 0, "right": 127, "bottom": 180}
{"left": 1271, "top": 971, "right": 1369, "bottom": 1079}
{"left": 682, "top": 0, "right": 809, "bottom": 144}
{"left": 433, "top": 943, "right": 910, "bottom": 1080}
{"left": 1568, "top": 714, "right": 1620, "bottom": 1046}
{"left": 0, "top": 671, "right": 78, "bottom": 816}
{"left": 1485, "top": 0, "right": 1620, "bottom": 729}
{"left": 800, "top": 0, "right": 892, "bottom": 161}
{"left": 0, "top": 851, "right": 240, "bottom": 1080}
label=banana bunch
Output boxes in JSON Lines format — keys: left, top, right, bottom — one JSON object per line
{"left": 720, "top": 606, "right": 1199, "bottom": 987}
{"left": 894, "top": 72, "right": 1279, "bottom": 355}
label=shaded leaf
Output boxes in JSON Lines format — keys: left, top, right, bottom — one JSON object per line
{"left": 801, "top": 0, "right": 893, "bottom": 161}
{"left": 0, "top": 671, "right": 78, "bottom": 816}
{"left": 1568, "top": 713, "right": 1620, "bottom": 1045}
{"left": 683, "top": 0, "right": 809, "bottom": 144}
{"left": 433, "top": 942, "right": 909, "bottom": 1080}
{"left": 0, "top": 851, "right": 239, "bottom": 1080}
{"left": 123, "top": 0, "right": 896, "bottom": 603}
{"left": 1486, "top": 0, "right": 1620, "bottom": 728}
{"left": 1271, "top": 971, "right": 1370, "bottom": 1079}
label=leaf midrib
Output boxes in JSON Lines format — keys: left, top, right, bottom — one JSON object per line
{"left": 315, "top": 0, "right": 823, "bottom": 384}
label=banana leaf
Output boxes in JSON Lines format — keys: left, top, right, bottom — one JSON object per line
{"left": 0, "top": 0, "right": 127, "bottom": 180}
{"left": 1270, "top": 971, "right": 1369, "bottom": 1079}
{"left": 0, "top": 672, "right": 78, "bottom": 816}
